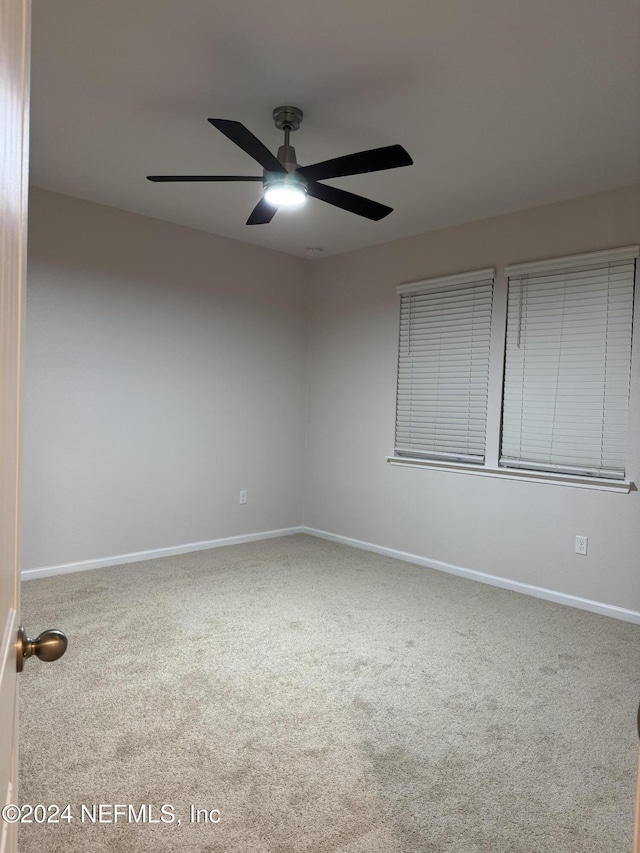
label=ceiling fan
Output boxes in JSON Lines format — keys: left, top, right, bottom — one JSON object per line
{"left": 147, "top": 106, "right": 413, "bottom": 225}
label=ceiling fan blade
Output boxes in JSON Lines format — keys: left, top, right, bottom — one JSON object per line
{"left": 297, "top": 144, "right": 413, "bottom": 182}
{"left": 246, "top": 198, "right": 277, "bottom": 225}
{"left": 306, "top": 182, "right": 392, "bottom": 221}
{"left": 147, "top": 175, "right": 263, "bottom": 182}
{"left": 208, "top": 119, "right": 286, "bottom": 174}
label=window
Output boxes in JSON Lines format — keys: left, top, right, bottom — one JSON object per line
{"left": 394, "top": 269, "right": 494, "bottom": 464}
{"left": 391, "top": 247, "right": 638, "bottom": 488}
{"left": 501, "top": 249, "right": 636, "bottom": 480}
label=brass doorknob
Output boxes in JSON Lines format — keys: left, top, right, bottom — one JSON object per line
{"left": 16, "top": 626, "right": 67, "bottom": 672}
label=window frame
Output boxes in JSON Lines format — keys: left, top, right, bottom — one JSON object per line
{"left": 388, "top": 246, "right": 639, "bottom": 492}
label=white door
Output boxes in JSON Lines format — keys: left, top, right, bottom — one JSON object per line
{"left": 0, "top": 1, "right": 30, "bottom": 851}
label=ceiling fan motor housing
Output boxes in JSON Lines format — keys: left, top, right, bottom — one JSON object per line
{"left": 275, "top": 144, "right": 300, "bottom": 173}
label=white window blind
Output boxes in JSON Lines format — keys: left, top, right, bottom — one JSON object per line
{"left": 500, "top": 253, "right": 636, "bottom": 479}
{"left": 395, "top": 270, "right": 494, "bottom": 463}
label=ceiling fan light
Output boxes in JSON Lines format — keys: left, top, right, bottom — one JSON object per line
{"left": 264, "top": 174, "right": 307, "bottom": 207}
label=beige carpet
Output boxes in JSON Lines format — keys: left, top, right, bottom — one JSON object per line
{"left": 18, "top": 534, "right": 640, "bottom": 852}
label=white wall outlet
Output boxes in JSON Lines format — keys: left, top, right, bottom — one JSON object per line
{"left": 575, "top": 535, "right": 588, "bottom": 555}
{"left": 239, "top": 490, "right": 247, "bottom": 505}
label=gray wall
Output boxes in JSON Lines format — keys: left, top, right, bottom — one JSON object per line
{"left": 23, "top": 183, "right": 640, "bottom": 615}
{"left": 22, "top": 188, "right": 308, "bottom": 569}
{"left": 304, "top": 184, "right": 640, "bottom": 612}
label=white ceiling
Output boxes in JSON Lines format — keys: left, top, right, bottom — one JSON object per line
{"left": 29, "top": 0, "right": 640, "bottom": 258}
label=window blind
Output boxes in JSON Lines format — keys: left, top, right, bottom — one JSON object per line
{"left": 500, "top": 257, "right": 636, "bottom": 479}
{"left": 395, "top": 272, "right": 494, "bottom": 463}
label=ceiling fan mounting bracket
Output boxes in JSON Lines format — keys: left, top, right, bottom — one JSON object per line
{"left": 273, "top": 106, "right": 303, "bottom": 132}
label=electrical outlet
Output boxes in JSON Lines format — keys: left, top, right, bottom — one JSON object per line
{"left": 575, "top": 535, "right": 588, "bottom": 555}
{"left": 239, "top": 491, "right": 247, "bottom": 505}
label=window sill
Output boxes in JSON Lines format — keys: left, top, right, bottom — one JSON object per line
{"left": 385, "top": 456, "right": 634, "bottom": 493}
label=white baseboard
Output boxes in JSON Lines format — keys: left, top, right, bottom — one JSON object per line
{"left": 302, "top": 526, "right": 640, "bottom": 625}
{"left": 21, "top": 527, "right": 305, "bottom": 581}
{"left": 21, "top": 524, "right": 640, "bottom": 625}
